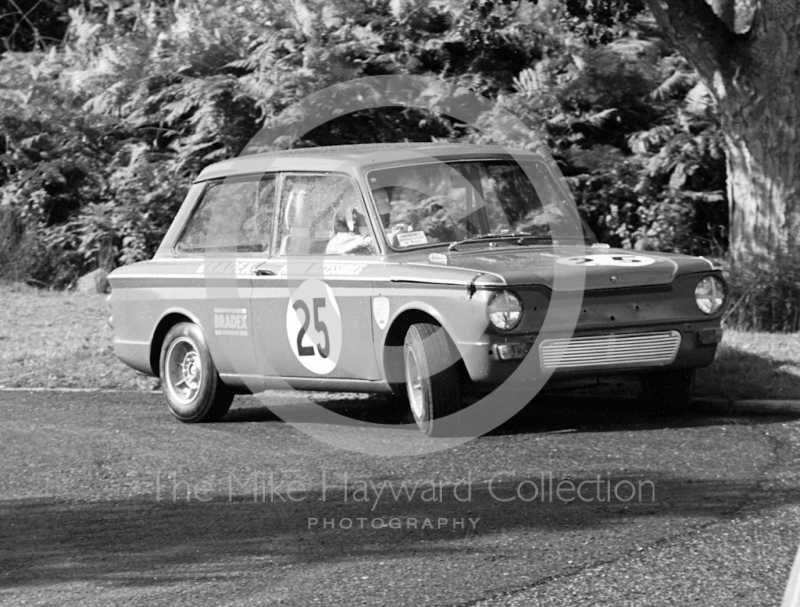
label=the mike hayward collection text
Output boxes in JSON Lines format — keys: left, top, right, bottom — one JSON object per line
{"left": 154, "top": 470, "right": 656, "bottom": 507}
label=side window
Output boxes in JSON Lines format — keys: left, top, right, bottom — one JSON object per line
{"left": 277, "top": 174, "right": 376, "bottom": 256}
{"left": 176, "top": 175, "right": 276, "bottom": 253}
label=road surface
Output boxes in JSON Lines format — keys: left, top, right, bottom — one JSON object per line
{"left": 1, "top": 390, "right": 798, "bottom": 606}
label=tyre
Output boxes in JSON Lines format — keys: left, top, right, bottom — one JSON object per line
{"left": 403, "top": 323, "right": 462, "bottom": 436}
{"left": 159, "top": 322, "right": 234, "bottom": 423}
{"left": 639, "top": 369, "right": 695, "bottom": 416}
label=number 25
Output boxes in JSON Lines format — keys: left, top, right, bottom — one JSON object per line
{"left": 293, "top": 298, "right": 330, "bottom": 358}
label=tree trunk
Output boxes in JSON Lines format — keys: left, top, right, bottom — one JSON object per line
{"left": 644, "top": 0, "right": 800, "bottom": 266}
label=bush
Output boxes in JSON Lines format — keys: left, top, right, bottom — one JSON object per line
{"left": 1, "top": 0, "right": 553, "bottom": 288}
{"left": 0, "top": 207, "right": 44, "bottom": 285}
{"left": 723, "top": 254, "right": 800, "bottom": 333}
{"left": 564, "top": 153, "right": 726, "bottom": 255}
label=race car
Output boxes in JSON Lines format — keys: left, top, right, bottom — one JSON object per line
{"left": 108, "top": 143, "right": 726, "bottom": 435}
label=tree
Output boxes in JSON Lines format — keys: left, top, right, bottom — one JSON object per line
{"left": 642, "top": 0, "right": 800, "bottom": 265}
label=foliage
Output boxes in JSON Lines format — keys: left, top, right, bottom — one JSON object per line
{"left": 559, "top": 0, "right": 647, "bottom": 46}
{"left": 485, "top": 26, "right": 727, "bottom": 256}
{"left": 1, "top": 0, "right": 731, "bottom": 289}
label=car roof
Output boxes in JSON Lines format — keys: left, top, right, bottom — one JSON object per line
{"left": 194, "top": 142, "right": 547, "bottom": 182}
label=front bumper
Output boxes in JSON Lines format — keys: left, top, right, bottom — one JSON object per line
{"left": 459, "top": 322, "right": 723, "bottom": 385}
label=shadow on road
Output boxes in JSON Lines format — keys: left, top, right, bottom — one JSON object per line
{"left": 3, "top": 473, "right": 799, "bottom": 594}
{"left": 222, "top": 391, "right": 800, "bottom": 437}
{"left": 695, "top": 345, "right": 800, "bottom": 401}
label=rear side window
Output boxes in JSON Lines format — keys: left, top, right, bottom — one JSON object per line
{"left": 176, "top": 175, "right": 276, "bottom": 253}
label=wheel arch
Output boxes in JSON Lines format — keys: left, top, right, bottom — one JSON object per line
{"left": 149, "top": 310, "right": 202, "bottom": 377}
{"left": 381, "top": 305, "right": 462, "bottom": 387}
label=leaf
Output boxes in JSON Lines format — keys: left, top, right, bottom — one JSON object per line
{"left": 628, "top": 126, "right": 676, "bottom": 155}
{"left": 651, "top": 68, "right": 698, "bottom": 101}
{"left": 669, "top": 162, "right": 688, "bottom": 189}
{"left": 512, "top": 67, "right": 545, "bottom": 96}
{"left": 684, "top": 82, "right": 715, "bottom": 115}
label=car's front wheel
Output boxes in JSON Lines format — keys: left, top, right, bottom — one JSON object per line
{"left": 639, "top": 369, "right": 695, "bottom": 415}
{"left": 403, "top": 323, "right": 462, "bottom": 436}
{"left": 160, "top": 322, "right": 234, "bottom": 423}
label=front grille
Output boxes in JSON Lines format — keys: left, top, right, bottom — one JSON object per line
{"left": 539, "top": 331, "right": 681, "bottom": 371}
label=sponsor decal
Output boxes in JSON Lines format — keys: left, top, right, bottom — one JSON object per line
{"left": 197, "top": 259, "right": 367, "bottom": 278}
{"left": 277, "top": 261, "right": 368, "bottom": 278}
{"left": 286, "top": 279, "right": 343, "bottom": 375}
{"left": 372, "top": 297, "right": 390, "bottom": 330}
{"left": 214, "top": 308, "right": 248, "bottom": 336}
{"left": 197, "top": 260, "right": 259, "bottom": 276}
{"left": 556, "top": 254, "right": 656, "bottom": 267}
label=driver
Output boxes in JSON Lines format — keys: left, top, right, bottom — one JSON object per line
{"left": 325, "top": 189, "right": 375, "bottom": 255}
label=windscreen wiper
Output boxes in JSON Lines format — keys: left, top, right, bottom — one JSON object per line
{"left": 448, "top": 232, "right": 550, "bottom": 251}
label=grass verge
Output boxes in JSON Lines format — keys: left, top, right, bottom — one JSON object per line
{"left": 0, "top": 283, "right": 798, "bottom": 399}
{"left": 0, "top": 283, "right": 141, "bottom": 390}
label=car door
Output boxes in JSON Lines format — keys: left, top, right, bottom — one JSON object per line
{"left": 170, "top": 174, "right": 278, "bottom": 379}
{"left": 250, "top": 172, "right": 381, "bottom": 381}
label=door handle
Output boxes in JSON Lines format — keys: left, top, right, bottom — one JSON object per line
{"left": 254, "top": 268, "right": 275, "bottom": 276}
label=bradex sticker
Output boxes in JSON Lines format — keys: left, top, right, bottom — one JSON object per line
{"left": 286, "top": 279, "right": 343, "bottom": 375}
{"left": 556, "top": 254, "right": 656, "bottom": 267}
{"left": 213, "top": 308, "right": 248, "bottom": 336}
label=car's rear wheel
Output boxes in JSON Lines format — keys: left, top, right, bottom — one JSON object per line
{"left": 403, "top": 323, "right": 462, "bottom": 436}
{"left": 160, "top": 322, "right": 233, "bottom": 423}
{"left": 639, "top": 369, "right": 695, "bottom": 415}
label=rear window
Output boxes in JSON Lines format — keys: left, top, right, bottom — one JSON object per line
{"left": 176, "top": 175, "right": 276, "bottom": 253}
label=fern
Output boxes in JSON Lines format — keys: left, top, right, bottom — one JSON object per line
{"left": 513, "top": 65, "right": 548, "bottom": 97}
{"left": 651, "top": 67, "right": 698, "bottom": 101}
{"left": 684, "top": 81, "right": 715, "bottom": 115}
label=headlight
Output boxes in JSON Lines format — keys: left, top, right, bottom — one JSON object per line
{"left": 488, "top": 291, "right": 523, "bottom": 331}
{"left": 695, "top": 276, "right": 725, "bottom": 314}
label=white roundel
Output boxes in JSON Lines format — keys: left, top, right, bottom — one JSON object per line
{"left": 556, "top": 254, "right": 656, "bottom": 267}
{"left": 286, "top": 279, "right": 343, "bottom": 375}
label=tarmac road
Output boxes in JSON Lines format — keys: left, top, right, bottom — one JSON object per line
{"left": 1, "top": 390, "right": 799, "bottom": 606}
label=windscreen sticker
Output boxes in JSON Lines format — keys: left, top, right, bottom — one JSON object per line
{"left": 214, "top": 308, "right": 248, "bottom": 336}
{"left": 286, "top": 279, "right": 343, "bottom": 375}
{"left": 395, "top": 231, "right": 428, "bottom": 247}
{"left": 556, "top": 254, "right": 656, "bottom": 267}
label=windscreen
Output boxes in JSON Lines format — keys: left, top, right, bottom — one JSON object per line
{"left": 367, "top": 159, "right": 589, "bottom": 249}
